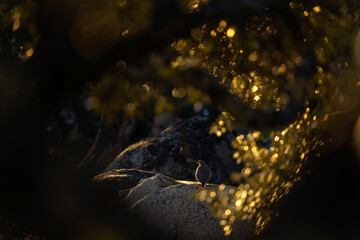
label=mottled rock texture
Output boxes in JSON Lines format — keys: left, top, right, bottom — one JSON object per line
{"left": 93, "top": 170, "right": 255, "bottom": 240}
{"left": 124, "top": 173, "right": 255, "bottom": 240}
{"left": 104, "top": 116, "right": 241, "bottom": 185}
{"left": 93, "top": 168, "right": 155, "bottom": 190}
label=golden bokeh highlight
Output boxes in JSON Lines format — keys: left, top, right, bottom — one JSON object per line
{"left": 313, "top": 6, "right": 321, "bottom": 13}
{"left": 187, "top": 0, "right": 360, "bottom": 235}
{"left": 226, "top": 28, "right": 236, "bottom": 38}
{"left": 1, "top": 0, "right": 39, "bottom": 62}
{"left": 171, "top": 15, "right": 306, "bottom": 111}
{"left": 179, "top": 0, "right": 211, "bottom": 13}
{"left": 12, "top": 10, "right": 21, "bottom": 31}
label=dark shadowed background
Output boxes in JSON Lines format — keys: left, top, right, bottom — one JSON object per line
{"left": 1, "top": 0, "right": 360, "bottom": 239}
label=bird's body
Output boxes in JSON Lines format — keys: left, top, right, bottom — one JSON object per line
{"left": 195, "top": 160, "right": 211, "bottom": 187}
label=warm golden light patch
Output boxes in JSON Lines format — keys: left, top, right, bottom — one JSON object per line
{"left": 210, "top": 30, "right": 217, "bottom": 37}
{"left": 225, "top": 209, "right": 232, "bottom": 216}
{"left": 171, "top": 60, "right": 179, "bottom": 68}
{"left": 12, "top": 11, "right": 21, "bottom": 31}
{"left": 248, "top": 52, "right": 258, "bottom": 62}
{"left": 143, "top": 84, "right": 150, "bottom": 92}
{"left": 220, "top": 220, "right": 227, "bottom": 226}
{"left": 26, "top": 48, "right": 34, "bottom": 57}
{"left": 217, "top": 20, "right": 227, "bottom": 32}
{"left": 277, "top": 64, "right": 287, "bottom": 74}
{"left": 226, "top": 28, "right": 236, "bottom": 38}
{"left": 313, "top": 6, "right": 321, "bottom": 13}
{"left": 174, "top": 3, "right": 359, "bottom": 235}
{"left": 126, "top": 102, "right": 136, "bottom": 112}
{"left": 122, "top": 29, "right": 129, "bottom": 36}
{"left": 172, "top": 88, "right": 186, "bottom": 98}
{"left": 270, "top": 153, "right": 278, "bottom": 163}
{"left": 117, "top": 0, "right": 127, "bottom": 7}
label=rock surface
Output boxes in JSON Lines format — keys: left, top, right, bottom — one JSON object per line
{"left": 104, "top": 116, "right": 242, "bottom": 185}
{"left": 92, "top": 169, "right": 156, "bottom": 199}
{"left": 93, "top": 169, "right": 155, "bottom": 189}
{"left": 124, "top": 173, "right": 255, "bottom": 240}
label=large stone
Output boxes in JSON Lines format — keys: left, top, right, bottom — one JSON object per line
{"left": 92, "top": 169, "right": 156, "bottom": 199}
{"left": 125, "top": 173, "right": 255, "bottom": 240}
{"left": 93, "top": 169, "right": 156, "bottom": 188}
{"left": 104, "top": 116, "right": 242, "bottom": 185}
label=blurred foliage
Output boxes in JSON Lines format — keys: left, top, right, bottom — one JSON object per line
{"left": 43, "top": 0, "right": 153, "bottom": 59}
{"left": 0, "top": 0, "right": 39, "bottom": 61}
{"left": 171, "top": 17, "right": 302, "bottom": 111}
{"left": 193, "top": 0, "right": 360, "bottom": 235}
{"left": 1, "top": 0, "right": 360, "bottom": 238}
{"left": 178, "top": 0, "right": 211, "bottom": 13}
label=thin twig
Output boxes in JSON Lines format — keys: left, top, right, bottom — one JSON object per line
{"left": 77, "top": 111, "right": 104, "bottom": 168}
